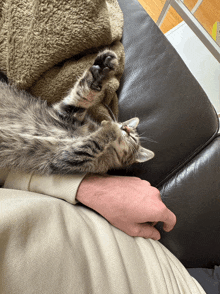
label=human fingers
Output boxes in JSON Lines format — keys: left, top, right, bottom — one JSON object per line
{"left": 125, "top": 223, "right": 161, "bottom": 241}
{"left": 158, "top": 204, "right": 177, "bottom": 232}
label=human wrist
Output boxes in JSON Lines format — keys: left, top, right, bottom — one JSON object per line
{"left": 76, "top": 173, "right": 109, "bottom": 208}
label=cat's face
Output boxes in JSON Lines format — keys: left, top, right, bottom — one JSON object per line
{"left": 112, "top": 117, "right": 154, "bottom": 167}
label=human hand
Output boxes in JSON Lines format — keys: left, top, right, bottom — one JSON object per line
{"left": 76, "top": 174, "right": 176, "bottom": 240}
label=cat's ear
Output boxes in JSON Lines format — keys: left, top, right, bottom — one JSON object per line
{"left": 123, "top": 117, "right": 139, "bottom": 129}
{"left": 135, "top": 147, "right": 154, "bottom": 163}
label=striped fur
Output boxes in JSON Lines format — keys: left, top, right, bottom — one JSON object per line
{"left": 0, "top": 50, "right": 154, "bottom": 175}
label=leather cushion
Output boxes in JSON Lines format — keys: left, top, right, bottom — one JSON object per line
{"left": 158, "top": 136, "right": 220, "bottom": 268}
{"left": 116, "top": 0, "right": 219, "bottom": 186}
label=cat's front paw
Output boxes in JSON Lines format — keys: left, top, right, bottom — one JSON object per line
{"left": 69, "top": 50, "right": 118, "bottom": 112}
{"left": 89, "top": 50, "right": 118, "bottom": 91}
{"left": 101, "top": 120, "right": 122, "bottom": 141}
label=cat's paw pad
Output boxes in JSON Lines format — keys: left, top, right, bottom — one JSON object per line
{"left": 89, "top": 50, "right": 118, "bottom": 91}
{"left": 94, "top": 50, "right": 118, "bottom": 72}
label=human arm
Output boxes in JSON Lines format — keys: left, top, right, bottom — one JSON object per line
{"left": 76, "top": 173, "right": 176, "bottom": 240}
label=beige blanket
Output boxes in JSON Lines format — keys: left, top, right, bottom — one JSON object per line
{"left": 0, "top": 0, "right": 125, "bottom": 121}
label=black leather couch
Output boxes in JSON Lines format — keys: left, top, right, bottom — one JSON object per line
{"left": 116, "top": 0, "right": 220, "bottom": 292}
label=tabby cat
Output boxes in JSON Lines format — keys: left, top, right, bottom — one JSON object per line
{"left": 0, "top": 50, "right": 154, "bottom": 175}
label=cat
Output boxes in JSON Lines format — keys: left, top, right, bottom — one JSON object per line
{"left": 0, "top": 50, "right": 154, "bottom": 175}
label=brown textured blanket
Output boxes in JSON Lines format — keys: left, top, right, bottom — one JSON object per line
{"left": 0, "top": 0, "right": 124, "bottom": 121}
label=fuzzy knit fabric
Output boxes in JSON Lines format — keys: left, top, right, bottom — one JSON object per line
{"left": 0, "top": 0, "right": 125, "bottom": 121}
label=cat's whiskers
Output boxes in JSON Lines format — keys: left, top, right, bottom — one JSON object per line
{"left": 104, "top": 103, "right": 117, "bottom": 122}
{"left": 137, "top": 130, "right": 157, "bottom": 144}
{"left": 139, "top": 136, "right": 158, "bottom": 144}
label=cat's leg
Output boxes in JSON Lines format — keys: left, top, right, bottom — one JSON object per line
{"left": 53, "top": 50, "right": 118, "bottom": 121}
{"left": 50, "top": 120, "right": 123, "bottom": 174}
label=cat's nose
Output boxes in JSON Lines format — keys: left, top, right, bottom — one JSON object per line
{"left": 122, "top": 125, "right": 130, "bottom": 135}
